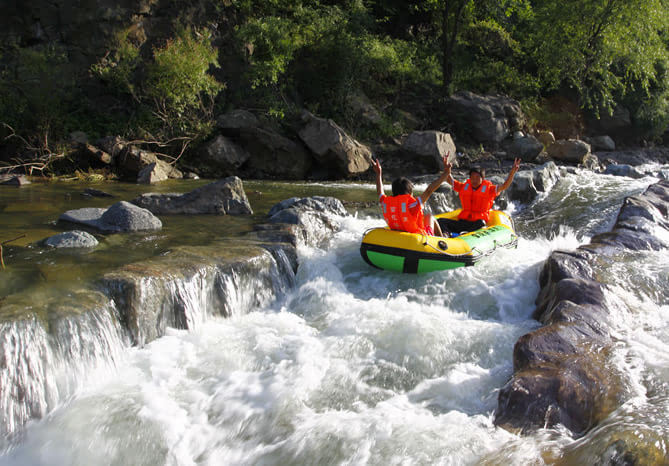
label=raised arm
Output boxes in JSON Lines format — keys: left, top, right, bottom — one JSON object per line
{"left": 497, "top": 158, "right": 521, "bottom": 193}
{"left": 419, "top": 153, "right": 452, "bottom": 204}
{"left": 372, "top": 158, "right": 384, "bottom": 198}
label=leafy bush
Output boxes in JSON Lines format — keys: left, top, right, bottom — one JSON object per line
{"left": 144, "top": 28, "right": 225, "bottom": 135}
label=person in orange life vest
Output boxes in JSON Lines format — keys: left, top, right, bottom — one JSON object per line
{"left": 437, "top": 158, "right": 521, "bottom": 236}
{"left": 372, "top": 155, "right": 449, "bottom": 236}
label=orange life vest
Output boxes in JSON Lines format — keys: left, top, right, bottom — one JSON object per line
{"left": 381, "top": 194, "right": 425, "bottom": 234}
{"left": 457, "top": 179, "right": 496, "bottom": 222}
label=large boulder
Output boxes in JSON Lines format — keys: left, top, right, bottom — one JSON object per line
{"left": 507, "top": 135, "right": 544, "bottom": 162}
{"left": 589, "top": 135, "right": 616, "bottom": 151}
{"left": 215, "top": 110, "right": 313, "bottom": 179}
{"left": 504, "top": 161, "right": 561, "bottom": 204}
{"left": 117, "top": 146, "right": 182, "bottom": 180}
{"left": 401, "top": 131, "right": 456, "bottom": 171}
{"left": 131, "top": 177, "right": 253, "bottom": 215}
{"left": 265, "top": 196, "right": 347, "bottom": 247}
{"left": 298, "top": 111, "right": 372, "bottom": 178}
{"left": 445, "top": 91, "right": 524, "bottom": 145}
{"left": 197, "top": 135, "right": 251, "bottom": 178}
{"left": 239, "top": 127, "right": 313, "bottom": 180}
{"left": 547, "top": 139, "right": 591, "bottom": 164}
{"left": 59, "top": 201, "right": 162, "bottom": 232}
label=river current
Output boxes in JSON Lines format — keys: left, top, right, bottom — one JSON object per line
{"left": 0, "top": 168, "right": 667, "bottom": 465}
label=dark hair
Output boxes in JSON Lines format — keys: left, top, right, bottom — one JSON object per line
{"left": 469, "top": 166, "right": 485, "bottom": 178}
{"left": 392, "top": 177, "right": 413, "bottom": 196}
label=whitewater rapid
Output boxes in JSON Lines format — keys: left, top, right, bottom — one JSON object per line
{"left": 2, "top": 169, "right": 668, "bottom": 465}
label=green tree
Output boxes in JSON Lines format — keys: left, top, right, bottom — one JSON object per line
{"left": 530, "top": 0, "right": 669, "bottom": 117}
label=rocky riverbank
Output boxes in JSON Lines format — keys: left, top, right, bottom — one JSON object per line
{"left": 494, "top": 179, "right": 669, "bottom": 457}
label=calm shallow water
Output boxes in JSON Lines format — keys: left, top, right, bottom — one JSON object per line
{"left": 1, "top": 169, "right": 668, "bottom": 464}
{"left": 0, "top": 179, "right": 377, "bottom": 305}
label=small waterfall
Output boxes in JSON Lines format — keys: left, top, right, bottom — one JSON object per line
{"left": 1, "top": 244, "right": 297, "bottom": 441}
{"left": 0, "top": 302, "right": 128, "bottom": 444}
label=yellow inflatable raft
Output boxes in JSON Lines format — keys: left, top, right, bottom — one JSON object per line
{"left": 360, "top": 209, "right": 518, "bottom": 273}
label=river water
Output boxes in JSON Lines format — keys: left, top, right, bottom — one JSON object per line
{"left": 0, "top": 168, "right": 667, "bottom": 465}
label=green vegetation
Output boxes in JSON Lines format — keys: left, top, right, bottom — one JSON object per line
{"left": 1, "top": 0, "right": 668, "bottom": 173}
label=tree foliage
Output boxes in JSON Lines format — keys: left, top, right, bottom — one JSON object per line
{"left": 2, "top": 0, "right": 669, "bottom": 160}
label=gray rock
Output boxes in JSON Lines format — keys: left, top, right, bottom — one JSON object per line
{"left": 198, "top": 135, "right": 251, "bottom": 177}
{"left": 117, "top": 146, "right": 182, "bottom": 180}
{"left": 603, "top": 164, "right": 645, "bottom": 179}
{"left": 401, "top": 131, "right": 457, "bottom": 170}
{"left": 266, "top": 196, "right": 347, "bottom": 247}
{"left": 95, "top": 136, "right": 126, "bottom": 157}
{"left": 508, "top": 135, "right": 543, "bottom": 162}
{"left": 536, "top": 131, "right": 556, "bottom": 148}
{"left": 505, "top": 162, "right": 561, "bottom": 203}
{"left": 590, "top": 135, "right": 615, "bottom": 151}
{"left": 445, "top": 91, "right": 524, "bottom": 145}
{"left": 298, "top": 111, "right": 372, "bottom": 177}
{"left": 137, "top": 161, "right": 171, "bottom": 184}
{"left": 60, "top": 201, "right": 162, "bottom": 232}
{"left": 78, "top": 143, "right": 112, "bottom": 165}
{"left": 239, "top": 127, "right": 313, "bottom": 180}
{"left": 547, "top": 139, "right": 591, "bottom": 164}
{"left": 132, "top": 177, "right": 253, "bottom": 215}
{"left": 44, "top": 230, "right": 99, "bottom": 248}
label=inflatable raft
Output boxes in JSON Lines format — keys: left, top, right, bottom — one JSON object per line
{"left": 360, "top": 209, "right": 518, "bottom": 273}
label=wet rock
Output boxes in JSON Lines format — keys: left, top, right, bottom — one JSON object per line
{"left": 131, "top": 177, "right": 252, "bottom": 215}
{"left": 102, "top": 243, "right": 293, "bottom": 345}
{"left": 505, "top": 162, "right": 561, "bottom": 204}
{"left": 496, "top": 180, "right": 669, "bottom": 437}
{"left": 59, "top": 201, "right": 162, "bottom": 232}
{"left": 603, "top": 164, "right": 644, "bottom": 179}
{"left": 43, "top": 230, "right": 99, "bottom": 248}
{"left": 495, "top": 353, "right": 627, "bottom": 435}
{"left": 266, "top": 196, "right": 347, "bottom": 248}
